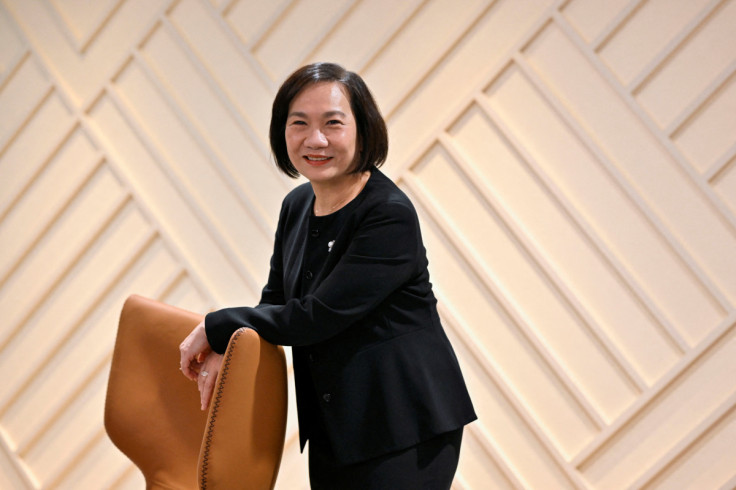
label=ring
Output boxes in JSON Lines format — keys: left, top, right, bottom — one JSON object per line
{"left": 201, "top": 371, "right": 209, "bottom": 377}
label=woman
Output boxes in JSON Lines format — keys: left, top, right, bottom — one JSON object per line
{"left": 180, "top": 62, "right": 476, "bottom": 489}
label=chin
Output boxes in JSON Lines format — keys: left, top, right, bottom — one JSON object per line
{"left": 300, "top": 166, "right": 341, "bottom": 180}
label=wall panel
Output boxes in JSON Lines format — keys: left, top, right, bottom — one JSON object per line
{"left": 635, "top": 0, "right": 736, "bottom": 128}
{"left": 0, "top": 91, "right": 75, "bottom": 217}
{"left": 525, "top": 21, "right": 736, "bottom": 306}
{"left": 447, "top": 105, "right": 680, "bottom": 384}
{"left": 1, "top": 0, "right": 735, "bottom": 488}
{"left": 674, "top": 71, "right": 736, "bottom": 174}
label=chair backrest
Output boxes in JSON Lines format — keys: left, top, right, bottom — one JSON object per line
{"left": 105, "top": 295, "right": 288, "bottom": 490}
{"left": 198, "top": 327, "right": 288, "bottom": 489}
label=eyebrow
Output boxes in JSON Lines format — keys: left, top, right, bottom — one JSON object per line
{"left": 288, "top": 110, "right": 347, "bottom": 119}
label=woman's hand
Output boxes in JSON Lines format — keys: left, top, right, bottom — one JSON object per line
{"left": 180, "top": 320, "right": 224, "bottom": 410}
{"left": 179, "top": 320, "right": 211, "bottom": 380}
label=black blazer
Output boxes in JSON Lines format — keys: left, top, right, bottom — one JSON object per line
{"left": 205, "top": 168, "right": 476, "bottom": 464}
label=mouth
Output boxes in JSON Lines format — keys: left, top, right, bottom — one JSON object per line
{"left": 303, "top": 155, "right": 332, "bottom": 166}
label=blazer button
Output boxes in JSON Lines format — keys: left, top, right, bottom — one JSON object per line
{"left": 304, "top": 270, "right": 313, "bottom": 280}
{"left": 308, "top": 353, "right": 315, "bottom": 363}
{"left": 311, "top": 229, "right": 320, "bottom": 237}
{"left": 322, "top": 393, "right": 332, "bottom": 403}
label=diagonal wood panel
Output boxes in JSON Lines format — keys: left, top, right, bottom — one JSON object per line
{"left": 1, "top": 0, "right": 735, "bottom": 488}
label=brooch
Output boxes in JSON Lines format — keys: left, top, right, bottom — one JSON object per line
{"left": 328, "top": 240, "right": 335, "bottom": 252}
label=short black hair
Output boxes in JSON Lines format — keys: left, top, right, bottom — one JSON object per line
{"left": 269, "top": 62, "right": 388, "bottom": 178}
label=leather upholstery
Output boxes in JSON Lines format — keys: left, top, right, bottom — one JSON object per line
{"left": 104, "top": 295, "right": 288, "bottom": 489}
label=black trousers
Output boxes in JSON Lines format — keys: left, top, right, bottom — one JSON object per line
{"left": 308, "top": 428, "right": 464, "bottom": 490}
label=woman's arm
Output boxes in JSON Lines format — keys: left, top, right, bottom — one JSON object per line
{"left": 205, "top": 200, "right": 421, "bottom": 351}
{"left": 180, "top": 201, "right": 287, "bottom": 407}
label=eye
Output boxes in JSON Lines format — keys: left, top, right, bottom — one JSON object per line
{"left": 326, "top": 119, "right": 343, "bottom": 125}
{"left": 289, "top": 120, "right": 307, "bottom": 126}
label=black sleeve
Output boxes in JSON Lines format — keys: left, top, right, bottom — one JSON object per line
{"left": 204, "top": 201, "right": 420, "bottom": 352}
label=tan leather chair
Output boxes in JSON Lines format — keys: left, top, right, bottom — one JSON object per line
{"left": 104, "top": 295, "right": 288, "bottom": 489}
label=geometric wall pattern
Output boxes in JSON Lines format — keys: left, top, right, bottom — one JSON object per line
{"left": 1, "top": 0, "right": 735, "bottom": 488}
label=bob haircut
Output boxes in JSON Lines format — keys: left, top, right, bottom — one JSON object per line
{"left": 269, "top": 62, "right": 388, "bottom": 178}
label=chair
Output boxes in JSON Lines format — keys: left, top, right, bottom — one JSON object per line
{"left": 104, "top": 294, "right": 288, "bottom": 489}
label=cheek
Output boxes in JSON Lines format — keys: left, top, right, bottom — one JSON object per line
{"left": 285, "top": 133, "right": 300, "bottom": 153}
{"left": 345, "top": 131, "right": 358, "bottom": 155}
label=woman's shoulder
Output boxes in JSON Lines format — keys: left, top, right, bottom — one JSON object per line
{"left": 346, "top": 169, "right": 422, "bottom": 236}
{"left": 282, "top": 180, "right": 313, "bottom": 208}
{"left": 361, "top": 168, "right": 416, "bottom": 212}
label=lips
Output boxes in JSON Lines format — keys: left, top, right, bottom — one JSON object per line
{"left": 303, "top": 155, "right": 332, "bottom": 166}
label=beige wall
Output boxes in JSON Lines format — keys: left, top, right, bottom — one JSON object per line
{"left": 1, "top": 0, "right": 736, "bottom": 488}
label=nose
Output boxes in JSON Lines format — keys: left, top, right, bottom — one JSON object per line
{"left": 305, "top": 128, "right": 327, "bottom": 148}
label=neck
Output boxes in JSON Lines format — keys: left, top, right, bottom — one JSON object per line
{"left": 312, "top": 171, "right": 370, "bottom": 216}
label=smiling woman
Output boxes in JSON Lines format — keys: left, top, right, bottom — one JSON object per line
{"left": 179, "top": 62, "right": 476, "bottom": 490}
{"left": 284, "top": 82, "right": 365, "bottom": 214}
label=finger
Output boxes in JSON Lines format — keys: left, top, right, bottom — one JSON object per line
{"left": 190, "top": 361, "right": 204, "bottom": 380}
{"left": 180, "top": 354, "right": 199, "bottom": 381}
{"left": 180, "top": 326, "right": 208, "bottom": 380}
{"left": 179, "top": 339, "right": 195, "bottom": 379}
{"left": 180, "top": 354, "right": 192, "bottom": 379}
{"left": 201, "top": 371, "right": 216, "bottom": 411}
{"left": 197, "top": 367, "right": 205, "bottom": 395}
{"left": 181, "top": 345, "right": 204, "bottom": 380}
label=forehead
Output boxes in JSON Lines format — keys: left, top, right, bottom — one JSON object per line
{"left": 289, "top": 82, "right": 352, "bottom": 114}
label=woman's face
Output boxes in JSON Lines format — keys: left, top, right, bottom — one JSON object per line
{"left": 285, "top": 82, "right": 358, "bottom": 185}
